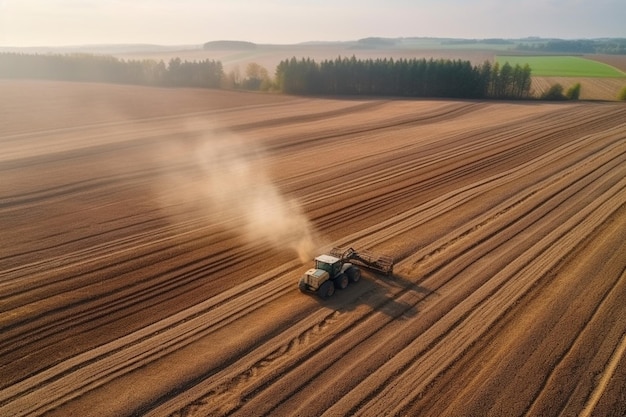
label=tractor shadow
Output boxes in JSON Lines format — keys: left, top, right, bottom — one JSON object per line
{"left": 321, "top": 270, "right": 435, "bottom": 319}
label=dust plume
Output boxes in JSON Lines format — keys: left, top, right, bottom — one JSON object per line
{"left": 157, "top": 123, "right": 319, "bottom": 263}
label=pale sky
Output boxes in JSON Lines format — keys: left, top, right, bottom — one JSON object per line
{"left": 1, "top": 0, "right": 624, "bottom": 47}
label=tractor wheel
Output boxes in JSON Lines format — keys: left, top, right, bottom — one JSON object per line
{"left": 299, "top": 280, "right": 308, "bottom": 292}
{"left": 334, "top": 273, "right": 348, "bottom": 289}
{"left": 318, "top": 280, "right": 335, "bottom": 299}
{"left": 347, "top": 267, "right": 361, "bottom": 283}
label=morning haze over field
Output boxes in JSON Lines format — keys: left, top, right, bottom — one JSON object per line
{"left": 1, "top": 1, "right": 626, "bottom": 417}
{"left": 1, "top": 0, "right": 625, "bottom": 46}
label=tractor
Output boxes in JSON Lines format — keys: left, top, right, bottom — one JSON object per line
{"left": 299, "top": 247, "right": 394, "bottom": 298}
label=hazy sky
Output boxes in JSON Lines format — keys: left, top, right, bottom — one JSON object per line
{"left": 1, "top": 0, "right": 624, "bottom": 46}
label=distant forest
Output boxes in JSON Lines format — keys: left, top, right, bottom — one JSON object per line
{"left": 0, "top": 53, "right": 223, "bottom": 88}
{"left": 276, "top": 57, "right": 532, "bottom": 99}
{"left": 0, "top": 52, "right": 532, "bottom": 99}
{"left": 517, "top": 39, "right": 626, "bottom": 55}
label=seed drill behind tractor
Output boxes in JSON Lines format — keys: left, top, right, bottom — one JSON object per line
{"left": 299, "top": 247, "right": 394, "bottom": 298}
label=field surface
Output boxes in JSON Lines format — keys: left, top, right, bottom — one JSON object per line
{"left": 1, "top": 80, "right": 626, "bottom": 417}
{"left": 498, "top": 54, "right": 626, "bottom": 100}
{"left": 531, "top": 76, "right": 626, "bottom": 101}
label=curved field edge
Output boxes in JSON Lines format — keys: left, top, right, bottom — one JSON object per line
{"left": 497, "top": 55, "right": 626, "bottom": 77}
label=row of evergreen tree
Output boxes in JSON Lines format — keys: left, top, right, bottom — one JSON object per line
{"left": 0, "top": 53, "right": 223, "bottom": 88}
{"left": 276, "top": 56, "right": 532, "bottom": 99}
{"left": 1, "top": 52, "right": 534, "bottom": 99}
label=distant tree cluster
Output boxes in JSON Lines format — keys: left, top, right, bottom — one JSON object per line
{"left": 275, "top": 56, "right": 532, "bottom": 99}
{"left": 164, "top": 57, "right": 223, "bottom": 88}
{"left": 355, "top": 37, "right": 398, "bottom": 48}
{"left": 203, "top": 40, "right": 257, "bottom": 50}
{"left": 221, "top": 62, "right": 274, "bottom": 91}
{"left": 0, "top": 53, "right": 224, "bottom": 88}
{"left": 442, "top": 38, "right": 514, "bottom": 45}
{"left": 517, "top": 39, "right": 626, "bottom": 55}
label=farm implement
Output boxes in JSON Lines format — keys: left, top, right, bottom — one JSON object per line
{"left": 299, "top": 247, "right": 394, "bottom": 298}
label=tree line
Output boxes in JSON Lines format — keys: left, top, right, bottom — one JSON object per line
{"left": 0, "top": 53, "right": 223, "bottom": 88}
{"left": 275, "top": 56, "right": 532, "bottom": 99}
{"left": 517, "top": 39, "right": 626, "bottom": 55}
{"left": 1, "top": 52, "right": 537, "bottom": 99}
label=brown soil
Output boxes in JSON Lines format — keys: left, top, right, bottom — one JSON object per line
{"left": 532, "top": 76, "right": 626, "bottom": 101}
{"left": 1, "top": 80, "right": 625, "bottom": 417}
{"left": 586, "top": 54, "right": 626, "bottom": 73}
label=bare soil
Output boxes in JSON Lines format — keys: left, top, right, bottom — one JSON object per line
{"left": 532, "top": 76, "right": 626, "bottom": 101}
{"left": 586, "top": 54, "right": 626, "bottom": 73}
{"left": 1, "top": 80, "right": 625, "bottom": 417}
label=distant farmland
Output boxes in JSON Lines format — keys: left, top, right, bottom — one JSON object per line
{"left": 497, "top": 55, "right": 626, "bottom": 77}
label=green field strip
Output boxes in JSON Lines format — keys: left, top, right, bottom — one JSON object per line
{"left": 496, "top": 55, "right": 626, "bottom": 77}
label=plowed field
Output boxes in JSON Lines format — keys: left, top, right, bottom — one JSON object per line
{"left": 532, "top": 76, "right": 626, "bottom": 101}
{"left": 1, "top": 81, "right": 625, "bottom": 417}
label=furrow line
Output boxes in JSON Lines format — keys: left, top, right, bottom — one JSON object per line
{"left": 0, "top": 214, "right": 216, "bottom": 287}
{"left": 0, "top": 242, "right": 272, "bottom": 376}
{"left": 0, "top": 258, "right": 304, "bottom": 415}
{"left": 343, "top": 125, "right": 626, "bottom": 262}
{"left": 579, "top": 332, "right": 626, "bottom": 417}
{"left": 523, "top": 248, "right": 626, "bottom": 417}
{"left": 291, "top": 103, "right": 623, "bottom": 207}
{"left": 309, "top": 109, "right": 625, "bottom": 234}
{"left": 352, "top": 179, "right": 626, "bottom": 417}
{"left": 161, "top": 122, "right": 624, "bottom": 414}
{"left": 240, "top": 135, "right": 626, "bottom": 416}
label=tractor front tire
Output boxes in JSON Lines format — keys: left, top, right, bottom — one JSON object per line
{"left": 318, "top": 280, "right": 335, "bottom": 299}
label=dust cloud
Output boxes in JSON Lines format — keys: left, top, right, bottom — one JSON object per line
{"left": 157, "top": 122, "right": 320, "bottom": 263}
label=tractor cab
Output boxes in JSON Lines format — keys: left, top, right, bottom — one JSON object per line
{"left": 299, "top": 247, "right": 393, "bottom": 299}
{"left": 314, "top": 254, "right": 342, "bottom": 277}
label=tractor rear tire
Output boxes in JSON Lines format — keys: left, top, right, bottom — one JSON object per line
{"left": 334, "top": 273, "right": 349, "bottom": 289}
{"left": 347, "top": 267, "right": 361, "bottom": 283}
{"left": 318, "top": 280, "right": 335, "bottom": 299}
